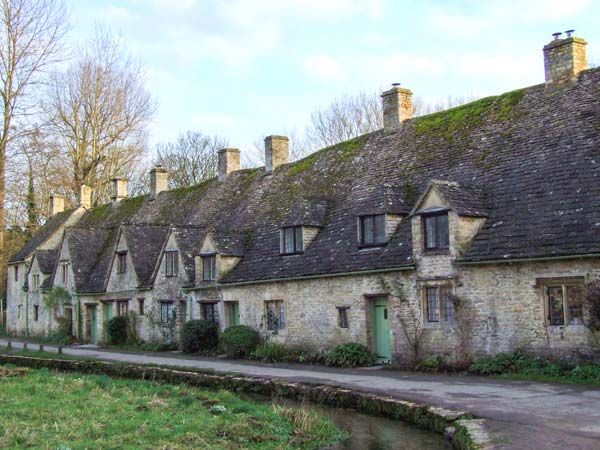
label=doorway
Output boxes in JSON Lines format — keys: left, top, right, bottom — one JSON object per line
{"left": 88, "top": 305, "right": 98, "bottom": 344}
{"left": 371, "top": 297, "right": 391, "bottom": 364}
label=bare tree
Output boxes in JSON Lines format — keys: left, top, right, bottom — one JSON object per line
{"left": 0, "top": 0, "right": 68, "bottom": 297}
{"left": 47, "top": 28, "right": 155, "bottom": 204}
{"left": 154, "top": 130, "right": 228, "bottom": 188}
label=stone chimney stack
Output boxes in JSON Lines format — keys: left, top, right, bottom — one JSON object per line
{"left": 264, "top": 135, "right": 289, "bottom": 174}
{"left": 49, "top": 195, "right": 65, "bottom": 216}
{"left": 381, "top": 84, "right": 413, "bottom": 130}
{"left": 111, "top": 178, "right": 128, "bottom": 204}
{"left": 150, "top": 165, "right": 169, "bottom": 199}
{"left": 218, "top": 148, "right": 241, "bottom": 181}
{"left": 79, "top": 185, "right": 92, "bottom": 209}
{"left": 543, "top": 30, "right": 587, "bottom": 85}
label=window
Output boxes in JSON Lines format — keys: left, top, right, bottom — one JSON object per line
{"left": 32, "top": 274, "right": 40, "bottom": 292}
{"left": 179, "top": 300, "right": 187, "bottom": 323}
{"left": 202, "top": 255, "right": 216, "bottom": 281}
{"left": 281, "top": 226, "right": 303, "bottom": 255}
{"left": 425, "top": 286, "right": 453, "bottom": 323}
{"left": 138, "top": 298, "right": 145, "bottom": 316}
{"left": 359, "top": 214, "right": 387, "bottom": 247}
{"left": 117, "top": 252, "right": 127, "bottom": 274}
{"left": 546, "top": 283, "right": 584, "bottom": 326}
{"left": 165, "top": 250, "right": 179, "bottom": 277}
{"left": 201, "top": 302, "right": 219, "bottom": 324}
{"left": 61, "top": 263, "right": 68, "bottom": 284}
{"left": 117, "top": 300, "right": 128, "bottom": 317}
{"left": 33, "top": 305, "right": 39, "bottom": 321}
{"left": 17, "top": 305, "right": 21, "bottom": 319}
{"left": 160, "top": 302, "right": 174, "bottom": 324}
{"left": 266, "top": 300, "right": 285, "bottom": 331}
{"left": 14, "top": 265, "right": 18, "bottom": 282}
{"left": 337, "top": 307, "right": 349, "bottom": 328}
{"left": 423, "top": 213, "right": 449, "bottom": 251}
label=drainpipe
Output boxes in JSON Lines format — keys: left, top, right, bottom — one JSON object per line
{"left": 25, "top": 290, "right": 29, "bottom": 338}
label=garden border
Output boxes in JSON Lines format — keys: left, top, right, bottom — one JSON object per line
{"left": 0, "top": 354, "right": 493, "bottom": 449}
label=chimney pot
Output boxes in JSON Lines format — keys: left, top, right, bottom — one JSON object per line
{"left": 78, "top": 185, "right": 92, "bottom": 209}
{"left": 381, "top": 85, "right": 413, "bottom": 130}
{"left": 111, "top": 178, "right": 128, "bottom": 204}
{"left": 218, "top": 148, "right": 241, "bottom": 181}
{"left": 150, "top": 165, "right": 169, "bottom": 199}
{"left": 49, "top": 195, "right": 65, "bottom": 216}
{"left": 543, "top": 33, "right": 587, "bottom": 85}
{"left": 264, "top": 136, "right": 289, "bottom": 174}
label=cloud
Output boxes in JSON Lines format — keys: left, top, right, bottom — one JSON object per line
{"left": 303, "top": 55, "right": 346, "bottom": 81}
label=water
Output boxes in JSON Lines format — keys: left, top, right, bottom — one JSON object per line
{"left": 245, "top": 394, "right": 453, "bottom": 450}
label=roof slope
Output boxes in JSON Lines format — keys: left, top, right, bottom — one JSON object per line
{"left": 12, "top": 68, "right": 600, "bottom": 287}
{"left": 64, "top": 229, "right": 110, "bottom": 292}
{"left": 121, "top": 225, "right": 169, "bottom": 287}
{"left": 34, "top": 249, "right": 58, "bottom": 274}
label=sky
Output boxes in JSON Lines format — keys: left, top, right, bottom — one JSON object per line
{"left": 68, "top": 0, "right": 600, "bottom": 154}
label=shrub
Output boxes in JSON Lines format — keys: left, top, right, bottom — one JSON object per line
{"left": 325, "top": 343, "right": 375, "bottom": 368}
{"left": 106, "top": 316, "right": 128, "bottom": 345}
{"left": 469, "top": 352, "right": 526, "bottom": 375}
{"left": 251, "top": 342, "right": 291, "bottom": 363}
{"left": 181, "top": 320, "right": 219, "bottom": 354}
{"left": 417, "top": 355, "right": 443, "bottom": 372}
{"left": 220, "top": 326, "right": 260, "bottom": 358}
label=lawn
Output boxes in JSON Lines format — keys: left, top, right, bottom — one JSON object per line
{"left": 0, "top": 366, "right": 347, "bottom": 449}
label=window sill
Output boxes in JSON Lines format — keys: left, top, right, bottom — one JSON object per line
{"left": 422, "top": 249, "right": 450, "bottom": 256}
{"left": 358, "top": 243, "right": 387, "bottom": 250}
{"left": 280, "top": 252, "right": 303, "bottom": 256}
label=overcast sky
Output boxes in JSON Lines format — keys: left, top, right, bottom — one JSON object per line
{"left": 68, "top": 0, "right": 600, "bottom": 153}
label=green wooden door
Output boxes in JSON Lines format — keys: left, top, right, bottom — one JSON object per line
{"left": 372, "top": 297, "right": 391, "bottom": 364}
{"left": 229, "top": 302, "right": 240, "bottom": 326}
{"left": 90, "top": 306, "right": 98, "bottom": 344}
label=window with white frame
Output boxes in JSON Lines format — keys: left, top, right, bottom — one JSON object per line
{"left": 544, "top": 281, "right": 584, "bottom": 326}
{"left": 424, "top": 286, "right": 453, "bottom": 323}
{"left": 165, "top": 250, "right": 179, "bottom": 277}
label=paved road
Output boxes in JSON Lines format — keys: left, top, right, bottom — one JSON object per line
{"left": 2, "top": 338, "right": 600, "bottom": 450}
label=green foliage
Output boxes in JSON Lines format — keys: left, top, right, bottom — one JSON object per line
{"left": 585, "top": 281, "right": 600, "bottom": 332}
{"left": 42, "top": 287, "right": 70, "bottom": 311}
{"left": 417, "top": 355, "right": 443, "bottom": 372}
{"left": 325, "top": 343, "right": 375, "bottom": 368}
{"left": 468, "top": 352, "right": 527, "bottom": 375}
{"left": 286, "top": 136, "right": 364, "bottom": 177}
{"left": 251, "top": 342, "right": 291, "bottom": 363}
{"left": 181, "top": 320, "right": 219, "bottom": 354}
{"left": 106, "top": 316, "right": 128, "bottom": 345}
{"left": 220, "top": 325, "right": 260, "bottom": 358}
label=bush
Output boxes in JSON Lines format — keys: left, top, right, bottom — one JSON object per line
{"left": 325, "top": 343, "right": 375, "bottom": 368}
{"left": 251, "top": 342, "right": 291, "bottom": 363}
{"left": 417, "top": 355, "right": 443, "bottom": 372}
{"left": 181, "top": 320, "right": 219, "bottom": 354}
{"left": 106, "top": 316, "right": 128, "bottom": 345}
{"left": 220, "top": 326, "right": 260, "bottom": 358}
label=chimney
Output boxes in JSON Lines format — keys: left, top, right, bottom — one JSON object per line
{"left": 150, "top": 165, "right": 169, "bottom": 199}
{"left": 543, "top": 30, "right": 587, "bottom": 85}
{"left": 264, "top": 135, "right": 289, "bottom": 174}
{"left": 381, "top": 84, "right": 413, "bottom": 130}
{"left": 111, "top": 178, "right": 128, "bottom": 204}
{"left": 78, "top": 184, "right": 92, "bottom": 209}
{"left": 49, "top": 195, "right": 65, "bottom": 216}
{"left": 218, "top": 148, "right": 241, "bottom": 181}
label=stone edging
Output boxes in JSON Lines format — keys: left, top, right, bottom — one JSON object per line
{"left": 0, "top": 355, "right": 494, "bottom": 449}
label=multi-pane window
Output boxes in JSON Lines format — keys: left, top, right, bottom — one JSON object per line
{"left": 138, "top": 298, "right": 145, "bottom": 316}
{"left": 33, "top": 305, "right": 39, "bottom": 321}
{"left": 32, "top": 274, "right": 40, "bottom": 292}
{"left": 423, "top": 213, "right": 449, "bottom": 251}
{"left": 546, "top": 283, "right": 584, "bottom": 326}
{"left": 359, "top": 214, "right": 387, "bottom": 247}
{"left": 117, "top": 252, "right": 127, "bottom": 274}
{"left": 337, "top": 307, "right": 349, "bottom": 328}
{"left": 425, "top": 286, "right": 453, "bottom": 323}
{"left": 165, "top": 251, "right": 179, "bottom": 277}
{"left": 160, "top": 302, "right": 174, "bottom": 324}
{"left": 266, "top": 300, "right": 285, "bottom": 331}
{"left": 201, "top": 302, "right": 219, "bottom": 324}
{"left": 117, "top": 300, "right": 128, "bottom": 317}
{"left": 281, "top": 226, "right": 303, "bottom": 255}
{"left": 202, "top": 255, "right": 216, "bottom": 281}
{"left": 61, "top": 263, "right": 69, "bottom": 284}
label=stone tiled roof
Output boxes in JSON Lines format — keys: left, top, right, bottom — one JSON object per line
{"left": 34, "top": 250, "right": 58, "bottom": 274}
{"left": 415, "top": 180, "right": 489, "bottom": 217}
{"left": 9, "top": 210, "right": 75, "bottom": 263}
{"left": 12, "top": 67, "right": 600, "bottom": 288}
{"left": 121, "top": 225, "right": 170, "bottom": 288}
{"left": 64, "top": 229, "right": 110, "bottom": 292}
{"left": 171, "top": 227, "right": 205, "bottom": 285}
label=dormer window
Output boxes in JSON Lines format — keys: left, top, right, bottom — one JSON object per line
{"left": 423, "top": 213, "right": 449, "bottom": 251}
{"left": 358, "top": 214, "right": 387, "bottom": 247}
{"left": 281, "top": 226, "right": 303, "bottom": 255}
{"left": 61, "top": 262, "right": 69, "bottom": 283}
{"left": 32, "top": 274, "right": 40, "bottom": 292}
{"left": 202, "top": 254, "right": 216, "bottom": 281}
{"left": 117, "top": 251, "right": 127, "bottom": 274}
{"left": 165, "top": 250, "right": 179, "bottom": 277}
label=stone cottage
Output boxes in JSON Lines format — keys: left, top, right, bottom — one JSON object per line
{"left": 5, "top": 34, "right": 600, "bottom": 363}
